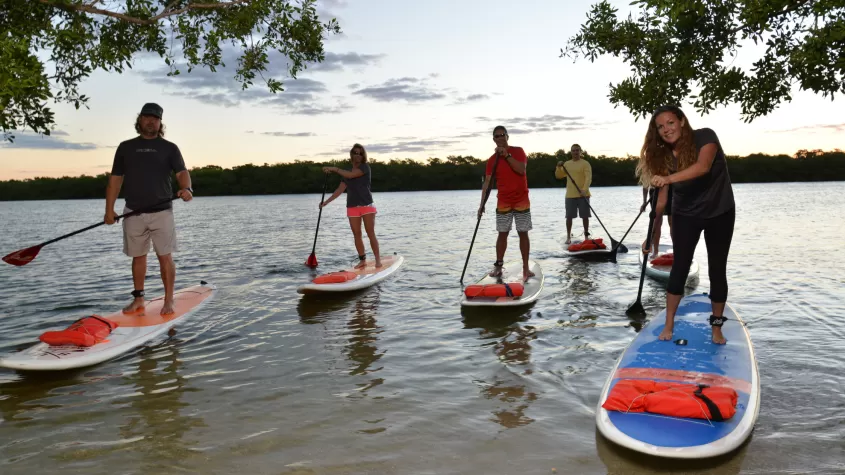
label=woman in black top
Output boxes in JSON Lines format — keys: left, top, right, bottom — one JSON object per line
{"left": 637, "top": 105, "right": 736, "bottom": 345}
{"left": 320, "top": 143, "right": 382, "bottom": 268}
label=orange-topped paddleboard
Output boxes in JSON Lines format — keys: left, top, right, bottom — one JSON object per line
{"left": 297, "top": 253, "right": 405, "bottom": 294}
{"left": 0, "top": 282, "right": 216, "bottom": 371}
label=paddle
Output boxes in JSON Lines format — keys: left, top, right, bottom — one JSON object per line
{"left": 305, "top": 172, "right": 330, "bottom": 268}
{"left": 558, "top": 163, "right": 628, "bottom": 256}
{"left": 460, "top": 154, "right": 501, "bottom": 283}
{"left": 608, "top": 195, "right": 649, "bottom": 256}
{"left": 626, "top": 187, "right": 659, "bottom": 316}
{"left": 2, "top": 195, "right": 179, "bottom": 267}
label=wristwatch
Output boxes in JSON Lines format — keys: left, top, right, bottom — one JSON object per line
{"left": 185, "top": 187, "right": 193, "bottom": 193}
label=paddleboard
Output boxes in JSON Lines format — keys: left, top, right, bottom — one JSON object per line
{"left": 461, "top": 259, "right": 544, "bottom": 307}
{"left": 297, "top": 253, "right": 405, "bottom": 294}
{"left": 0, "top": 281, "right": 217, "bottom": 371}
{"left": 596, "top": 293, "right": 759, "bottom": 459}
{"left": 637, "top": 243, "right": 699, "bottom": 287}
{"left": 561, "top": 238, "right": 614, "bottom": 258}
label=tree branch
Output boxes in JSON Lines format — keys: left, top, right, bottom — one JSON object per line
{"left": 38, "top": 0, "right": 252, "bottom": 26}
{"left": 729, "top": 0, "right": 814, "bottom": 36}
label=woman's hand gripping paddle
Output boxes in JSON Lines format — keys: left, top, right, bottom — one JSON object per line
{"left": 305, "top": 172, "right": 330, "bottom": 267}
{"left": 626, "top": 188, "right": 659, "bottom": 316}
{"left": 2, "top": 196, "right": 178, "bottom": 267}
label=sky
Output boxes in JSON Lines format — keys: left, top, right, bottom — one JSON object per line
{"left": 1, "top": 0, "right": 843, "bottom": 181}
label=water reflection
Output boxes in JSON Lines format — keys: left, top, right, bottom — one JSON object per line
{"left": 0, "top": 368, "right": 95, "bottom": 423}
{"left": 594, "top": 428, "right": 749, "bottom": 474}
{"left": 463, "top": 307, "right": 538, "bottom": 429}
{"left": 118, "top": 340, "right": 205, "bottom": 469}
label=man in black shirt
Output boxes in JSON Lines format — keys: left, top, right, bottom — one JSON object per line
{"left": 105, "top": 103, "right": 193, "bottom": 316}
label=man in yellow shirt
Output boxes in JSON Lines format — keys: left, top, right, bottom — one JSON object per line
{"left": 555, "top": 144, "right": 592, "bottom": 244}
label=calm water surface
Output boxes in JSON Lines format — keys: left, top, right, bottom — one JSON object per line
{"left": 0, "top": 183, "right": 843, "bottom": 474}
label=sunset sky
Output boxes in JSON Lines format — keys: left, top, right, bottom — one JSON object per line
{"left": 1, "top": 0, "right": 842, "bottom": 180}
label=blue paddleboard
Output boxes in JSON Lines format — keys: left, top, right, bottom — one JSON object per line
{"left": 596, "top": 293, "right": 760, "bottom": 459}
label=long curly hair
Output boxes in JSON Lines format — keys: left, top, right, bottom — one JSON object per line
{"left": 350, "top": 143, "right": 368, "bottom": 163}
{"left": 134, "top": 114, "right": 166, "bottom": 138}
{"left": 636, "top": 105, "right": 696, "bottom": 187}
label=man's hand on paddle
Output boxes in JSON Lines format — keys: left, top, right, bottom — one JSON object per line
{"left": 477, "top": 205, "right": 485, "bottom": 219}
{"left": 104, "top": 209, "right": 118, "bottom": 225}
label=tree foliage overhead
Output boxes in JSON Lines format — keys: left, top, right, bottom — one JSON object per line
{"left": 0, "top": 0, "right": 341, "bottom": 141}
{"left": 561, "top": 0, "right": 845, "bottom": 122}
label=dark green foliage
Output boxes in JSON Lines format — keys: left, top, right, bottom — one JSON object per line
{"left": 1, "top": 149, "right": 842, "bottom": 201}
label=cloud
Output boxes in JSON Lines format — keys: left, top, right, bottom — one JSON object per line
{"left": 1, "top": 130, "right": 100, "bottom": 150}
{"left": 352, "top": 76, "right": 492, "bottom": 106}
{"left": 771, "top": 123, "right": 845, "bottom": 133}
{"left": 474, "top": 114, "right": 614, "bottom": 135}
{"left": 309, "top": 52, "right": 385, "bottom": 72}
{"left": 136, "top": 46, "right": 371, "bottom": 115}
{"left": 255, "top": 131, "right": 317, "bottom": 137}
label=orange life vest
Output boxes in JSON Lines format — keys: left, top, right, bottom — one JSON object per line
{"left": 313, "top": 271, "right": 358, "bottom": 284}
{"left": 602, "top": 378, "right": 738, "bottom": 421}
{"left": 39, "top": 315, "right": 119, "bottom": 347}
{"left": 568, "top": 238, "right": 606, "bottom": 251}
{"left": 651, "top": 252, "right": 674, "bottom": 266}
{"left": 464, "top": 282, "right": 525, "bottom": 298}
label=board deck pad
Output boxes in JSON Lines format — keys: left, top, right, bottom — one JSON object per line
{"left": 0, "top": 283, "right": 216, "bottom": 371}
{"left": 297, "top": 254, "right": 405, "bottom": 294}
{"left": 596, "top": 293, "right": 759, "bottom": 459}
{"left": 461, "top": 259, "right": 544, "bottom": 307}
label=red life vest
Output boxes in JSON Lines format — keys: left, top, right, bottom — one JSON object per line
{"left": 651, "top": 253, "right": 674, "bottom": 266}
{"left": 464, "top": 282, "right": 524, "bottom": 298}
{"left": 39, "top": 315, "right": 119, "bottom": 347}
{"left": 602, "top": 378, "right": 738, "bottom": 421}
{"left": 568, "top": 238, "right": 607, "bottom": 251}
{"left": 313, "top": 271, "right": 358, "bottom": 284}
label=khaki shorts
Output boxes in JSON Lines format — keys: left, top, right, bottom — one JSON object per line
{"left": 122, "top": 208, "right": 177, "bottom": 257}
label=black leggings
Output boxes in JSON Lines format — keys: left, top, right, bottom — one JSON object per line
{"left": 668, "top": 208, "right": 735, "bottom": 302}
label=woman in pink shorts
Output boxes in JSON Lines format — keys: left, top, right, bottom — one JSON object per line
{"left": 320, "top": 143, "right": 382, "bottom": 268}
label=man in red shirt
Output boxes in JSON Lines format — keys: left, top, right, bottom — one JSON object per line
{"left": 477, "top": 125, "right": 534, "bottom": 281}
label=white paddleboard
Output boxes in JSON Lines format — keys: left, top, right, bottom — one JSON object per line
{"left": 596, "top": 293, "right": 759, "bottom": 459}
{"left": 297, "top": 253, "right": 405, "bottom": 294}
{"left": 0, "top": 282, "right": 217, "bottom": 371}
{"left": 637, "top": 243, "right": 699, "bottom": 287}
{"left": 561, "top": 238, "right": 614, "bottom": 258}
{"left": 461, "top": 259, "right": 544, "bottom": 307}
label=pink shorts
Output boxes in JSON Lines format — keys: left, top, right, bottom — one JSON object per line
{"left": 346, "top": 205, "right": 377, "bottom": 218}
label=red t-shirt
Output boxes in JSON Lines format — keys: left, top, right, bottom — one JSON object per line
{"left": 486, "top": 146, "right": 529, "bottom": 205}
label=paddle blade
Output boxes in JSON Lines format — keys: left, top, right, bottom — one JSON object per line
{"left": 2, "top": 245, "right": 42, "bottom": 266}
{"left": 626, "top": 300, "right": 645, "bottom": 317}
{"left": 305, "top": 253, "right": 318, "bottom": 268}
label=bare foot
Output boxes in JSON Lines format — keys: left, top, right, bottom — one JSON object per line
{"left": 565, "top": 236, "right": 572, "bottom": 245}
{"left": 488, "top": 265, "right": 503, "bottom": 277}
{"left": 122, "top": 297, "right": 145, "bottom": 314}
{"left": 711, "top": 327, "right": 727, "bottom": 345}
{"left": 161, "top": 300, "right": 175, "bottom": 316}
{"left": 374, "top": 259, "right": 383, "bottom": 268}
{"left": 523, "top": 269, "right": 535, "bottom": 282}
{"left": 658, "top": 323, "right": 674, "bottom": 341}
{"left": 355, "top": 259, "right": 367, "bottom": 269}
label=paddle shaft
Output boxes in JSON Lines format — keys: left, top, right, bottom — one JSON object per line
{"left": 460, "top": 154, "right": 502, "bottom": 283}
{"left": 632, "top": 188, "right": 659, "bottom": 309}
{"left": 38, "top": 196, "right": 179, "bottom": 248}
{"left": 610, "top": 198, "right": 647, "bottom": 254}
{"left": 310, "top": 173, "right": 329, "bottom": 255}
{"left": 559, "top": 163, "right": 618, "bottom": 245}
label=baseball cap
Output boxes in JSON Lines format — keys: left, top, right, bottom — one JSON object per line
{"left": 140, "top": 103, "right": 163, "bottom": 119}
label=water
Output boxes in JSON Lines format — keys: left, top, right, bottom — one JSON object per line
{"left": 0, "top": 183, "right": 843, "bottom": 474}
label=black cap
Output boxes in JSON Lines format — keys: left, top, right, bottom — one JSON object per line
{"left": 140, "top": 103, "right": 163, "bottom": 119}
